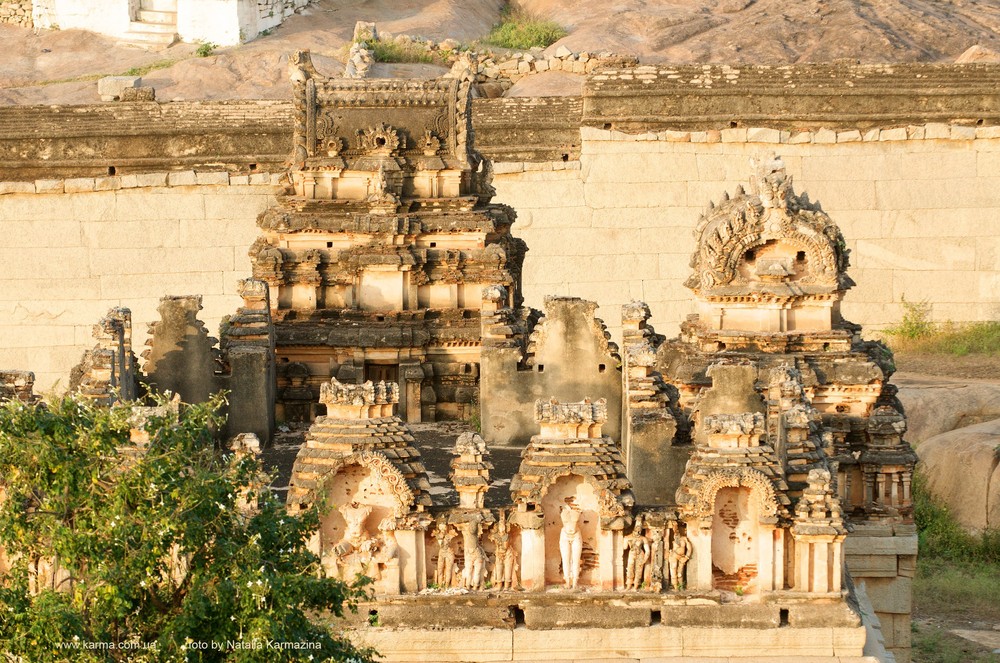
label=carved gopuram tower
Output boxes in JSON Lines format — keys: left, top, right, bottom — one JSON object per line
{"left": 638, "top": 156, "right": 918, "bottom": 661}
{"left": 251, "top": 53, "right": 526, "bottom": 424}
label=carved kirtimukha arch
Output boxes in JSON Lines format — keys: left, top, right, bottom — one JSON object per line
{"left": 313, "top": 450, "right": 416, "bottom": 518}
{"left": 688, "top": 469, "right": 781, "bottom": 529}
{"left": 685, "top": 155, "right": 853, "bottom": 296}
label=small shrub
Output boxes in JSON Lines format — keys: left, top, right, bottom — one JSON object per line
{"left": 369, "top": 39, "right": 439, "bottom": 65}
{"left": 882, "top": 297, "right": 1000, "bottom": 355}
{"left": 485, "top": 7, "right": 567, "bottom": 50}
{"left": 195, "top": 42, "right": 217, "bottom": 57}
{"left": 884, "top": 297, "right": 934, "bottom": 340}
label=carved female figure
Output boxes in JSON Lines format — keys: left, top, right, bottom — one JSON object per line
{"left": 491, "top": 510, "right": 518, "bottom": 590}
{"left": 434, "top": 521, "right": 456, "bottom": 588}
{"left": 624, "top": 514, "right": 650, "bottom": 590}
{"left": 667, "top": 521, "right": 691, "bottom": 591}
{"left": 559, "top": 505, "right": 583, "bottom": 590}
{"left": 460, "top": 516, "right": 487, "bottom": 590}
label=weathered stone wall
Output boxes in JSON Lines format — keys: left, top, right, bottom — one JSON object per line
{"left": 0, "top": 173, "right": 281, "bottom": 391}
{"left": 0, "top": 0, "right": 33, "bottom": 27}
{"left": 0, "top": 101, "right": 293, "bottom": 180}
{"left": 493, "top": 125, "right": 1000, "bottom": 341}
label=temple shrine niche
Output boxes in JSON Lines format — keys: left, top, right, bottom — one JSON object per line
{"left": 509, "top": 398, "right": 634, "bottom": 590}
{"left": 253, "top": 52, "right": 526, "bottom": 425}
{"left": 286, "top": 377, "right": 433, "bottom": 594}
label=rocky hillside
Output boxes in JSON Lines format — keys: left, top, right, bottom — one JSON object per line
{"left": 1, "top": 0, "right": 999, "bottom": 104}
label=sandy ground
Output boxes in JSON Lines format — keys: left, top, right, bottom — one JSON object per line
{"left": 3, "top": 0, "right": 1000, "bottom": 104}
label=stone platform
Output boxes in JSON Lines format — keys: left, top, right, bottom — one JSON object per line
{"left": 338, "top": 592, "right": 877, "bottom": 662}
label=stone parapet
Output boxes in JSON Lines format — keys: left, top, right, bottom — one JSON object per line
{"left": 0, "top": 101, "right": 293, "bottom": 180}
{"left": 585, "top": 63, "right": 1000, "bottom": 132}
{"left": 0, "top": 171, "right": 284, "bottom": 195}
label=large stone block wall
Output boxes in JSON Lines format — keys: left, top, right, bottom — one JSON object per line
{"left": 4, "top": 119, "right": 1000, "bottom": 393}
{"left": 493, "top": 126, "right": 1000, "bottom": 342}
{"left": 0, "top": 173, "right": 281, "bottom": 391}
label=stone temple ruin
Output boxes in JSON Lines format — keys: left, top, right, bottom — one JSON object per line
{"left": 0, "top": 54, "right": 920, "bottom": 662}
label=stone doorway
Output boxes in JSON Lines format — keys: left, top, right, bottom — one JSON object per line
{"left": 365, "top": 363, "right": 399, "bottom": 385}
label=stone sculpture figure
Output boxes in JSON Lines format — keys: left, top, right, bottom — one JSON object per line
{"left": 667, "top": 521, "right": 691, "bottom": 591}
{"left": 649, "top": 525, "right": 666, "bottom": 593}
{"left": 434, "top": 521, "right": 457, "bottom": 588}
{"left": 338, "top": 502, "right": 372, "bottom": 554}
{"left": 491, "top": 510, "right": 518, "bottom": 590}
{"left": 559, "top": 505, "right": 583, "bottom": 590}
{"left": 460, "top": 516, "right": 487, "bottom": 590}
{"left": 624, "top": 514, "right": 650, "bottom": 590}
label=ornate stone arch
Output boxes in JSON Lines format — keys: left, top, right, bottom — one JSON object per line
{"left": 313, "top": 450, "right": 416, "bottom": 518}
{"left": 687, "top": 469, "right": 781, "bottom": 527}
{"left": 527, "top": 469, "right": 633, "bottom": 523}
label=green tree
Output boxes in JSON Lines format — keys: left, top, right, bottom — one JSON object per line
{"left": 0, "top": 394, "right": 374, "bottom": 662}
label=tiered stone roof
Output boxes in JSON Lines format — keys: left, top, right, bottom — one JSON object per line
{"left": 287, "top": 378, "right": 432, "bottom": 515}
{"left": 676, "top": 412, "right": 792, "bottom": 527}
{"left": 510, "top": 398, "right": 634, "bottom": 527}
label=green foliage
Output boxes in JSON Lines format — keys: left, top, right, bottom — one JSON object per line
{"left": 0, "top": 395, "right": 374, "bottom": 662}
{"left": 196, "top": 42, "right": 217, "bottom": 58}
{"left": 883, "top": 297, "right": 935, "bottom": 340}
{"left": 914, "top": 473, "right": 1000, "bottom": 564}
{"left": 121, "top": 60, "right": 177, "bottom": 78}
{"left": 368, "top": 39, "right": 440, "bottom": 65}
{"left": 883, "top": 297, "right": 1000, "bottom": 355}
{"left": 484, "top": 7, "right": 567, "bottom": 50}
{"left": 911, "top": 622, "right": 1000, "bottom": 663}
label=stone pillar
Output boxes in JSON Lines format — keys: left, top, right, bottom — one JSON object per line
{"left": 519, "top": 527, "right": 546, "bottom": 591}
{"left": 598, "top": 528, "right": 618, "bottom": 590}
{"left": 773, "top": 528, "right": 785, "bottom": 590}
{"left": 396, "top": 528, "right": 426, "bottom": 593}
{"left": 401, "top": 361, "right": 424, "bottom": 423}
{"left": 224, "top": 280, "right": 276, "bottom": 444}
{"left": 758, "top": 524, "right": 775, "bottom": 591}
{"left": 688, "top": 527, "right": 713, "bottom": 591}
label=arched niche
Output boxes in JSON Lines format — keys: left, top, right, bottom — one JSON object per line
{"left": 685, "top": 469, "right": 785, "bottom": 593}
{"left": 314, "top": 452, "right": 415, "bottom": 551}
{"left": 711, "top": 486, "right": 760, "bottom": 592}
{"left": 540, "top": 473, "right": 600, "bottom": 587}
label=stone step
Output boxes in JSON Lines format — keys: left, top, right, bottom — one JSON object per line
{"left": 128, "top": 20, "right": 176, "bottom": 34}
{"left": 121, "top": 29, "right": 177, "bottom": 47}
{"left": 140, "top": 0, "right": 177, "bottom": 11}
{"left": 137, "top": 9, "right": 176, "bottom": 25}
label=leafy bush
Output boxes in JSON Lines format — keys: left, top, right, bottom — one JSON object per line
{"left": 484, "top": 7, "right": 567, "bottom": 50}
{"left": 0, "top": 394, "right": 374, "bottom": 662}
{"left": 882, "top": 297, "right": 1000, "bottom": 355}
{"left": 369, "top": 40, "right": 439, "bottom": 65}
{"left": 883, "top": 297, "right": 934, "bottom": 340}
{"left": 196, "top": 42, "right": 217, "bottom": 57}
{"left": 914, "top": 473, "right": 1000, "bottom": 564}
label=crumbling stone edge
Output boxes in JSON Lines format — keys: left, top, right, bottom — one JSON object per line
{"left": 0, "top": 170, "right": 285, "bottom": 196}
